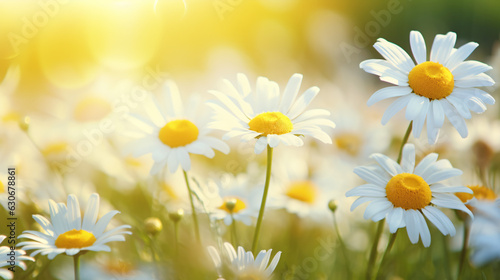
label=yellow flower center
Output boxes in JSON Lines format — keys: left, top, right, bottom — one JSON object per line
{"left": 2, "top": 112, "right": 21, "bottom": 123}
{"left": 219, "top": 197, "right": 247, "bottom": 213}
{"left": 248, "top": 112, "right": 293, "bottom": 136}
{"left": 408, "top": 61, "right": 454, "bottom": 100}
{"left": 456, "top": 185, "right": 497, "bottom": 210}
{"left": 74, "top": 97, "right": 112, "bottom": 122}
{"left": 386, "top": 173, "right": 432, "bottom": 210}
{"left": 104, "top": 260, "right": 134, "bottom": 276}
{"left": 0, "top": 180, "right": 4, "bottom": 193}
{"left": 286, "top": 181, "right": 317, "bottom": 204}
{"left": 54, "top": 229, "right": 96, "bottom": 249}
{"left": 335, "top": 132, "right": 363, "bottom": 156}
{"left": 42, "top": 142, "right": 68, "bottom": 157}
{"left": 158, "top": 119, "right": 199, "bottom": 148}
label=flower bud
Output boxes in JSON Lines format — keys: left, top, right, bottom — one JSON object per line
{"left": 144, "top": 217, "right": 163, "bottom": 236}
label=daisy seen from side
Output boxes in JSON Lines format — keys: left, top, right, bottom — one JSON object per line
{"left": 346, "top": 143, "right": 473, "bottom": 247}
{"left": 361, "top": 31, "right": 495, "bottom": 144}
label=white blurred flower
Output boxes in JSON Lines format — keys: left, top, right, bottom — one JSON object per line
{"left": 469, "top": 200, "right": 500, "bottom": 266}
{"left": 207, "top": 242, "right": 281, "bottom": 279}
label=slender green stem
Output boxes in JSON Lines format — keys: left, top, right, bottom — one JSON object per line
{"left": 375, "top": 230, "right": 399, "bottom": 280}
{"left": 366, "top": 220, "right": 385, "bottom": 280}
{"left": 458, "top": 222, "right": 470, "bottom": 280}
{"left": 73, "top": 254, "right": 80, "bottom": 280}
{"left": 183, "top": 170, "right": 201, "bottom": 243}
{"left": 230, "top": 214, "right": 239, "bottom": 246}
{"left": 332, "top": 213, "right": 351, "bottom": 279}
{"left": 252, "top": 145, "right": 274, "bottom": 254}
{"left": 397, "top": 121, "right": 413, "bottom": 164}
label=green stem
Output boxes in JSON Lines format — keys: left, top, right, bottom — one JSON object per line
{"left": 73, "top": 254, "right": 80, "bottom": 280}
{"left": 375, "top": 230, "right": 398, "bottom": 280}
{"left": 230, "top": 214, "right": 239, "bottom": 246}
{"left": 366, "top": 220, "right": 385, "bottom": 280}
{"left": 251, "top": 145, "right": 274, "bottom": 254}
{"left": 183, "top": 170, "right": 201, "bottom": 243}
{"left": 332, "top": 213, "right": 351, "bottom": 279}
{"left": 397, "top": 122, "right": 413, "bottom": 164}
{"left": 458, "top": 222, "right": 470, "bottom": 280}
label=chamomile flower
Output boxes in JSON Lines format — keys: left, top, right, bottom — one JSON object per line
{"left": 18, "top": 193, "right": 131, "bottom": 260}
{"left": 0, "top": 235, "right": 34, "bottom": 280}
{"left": 456, "top": 185, "right": 497, "bottom": 212}
{"left": 207, "top": 73, "right": 335, "bottom": 154}
{"left": 207, "top": 242, "right": 281, "bottom": 280}
{"left": 361, "top": 31, "right": 495, "bottom": 144}
{"left": 346, "top": 143, "right": 473, "bottom": 247}
{"left": 201, "top": 174, "right": 260, "bottom": 226}
{"left": 124, "top": 80, "right": 229, "bottom": 174}
{"left": 469, "top": 200, "right": 500, "bottom": 266}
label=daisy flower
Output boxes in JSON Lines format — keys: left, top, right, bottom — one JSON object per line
{"left": 207, "top": 242, "right": 281, "bottom": 279}
{"left": 207, "top": 73, "right": 335, "bottom": 154}
{"left": 0, "top": 235, "right": 34, "bottom": 280}
{"left": 361, "top": 31, "right": 495, "bottom": 144}
{"left": 456, "top": 185, "right": 497, "bottom": 212}
{"left": 18, "top": 193, "right": 131, "bottom": 260}
{"left": 124, "top": 80, "right": 229, "bottom": 174}
{"left": 346, "top": 143, "right": 473, "bottom": 247}
{"left": 201, "top": 174, "right": 261, "bottom": 226}
{"left": 469, "top": 200, "right": 500, "bottom": 266}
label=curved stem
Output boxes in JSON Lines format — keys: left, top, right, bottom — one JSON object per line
{"left": 252, "top": 145, "right": 274, "bottom": 254}
{"left": 332, "top": 213, "right": 351, "bottom": 279}
{"left": 73, "top": 254, "right": 81, "bottom": 280}
{"left": 375, "top": 230, "right": 398, "bottom": 280}
{"left": 458, "top": 222, "right": 470, "bottom": 280}
{"left": 397, "top": 121, "right": 413, "bottom": 164}
{"left": 366, "top": 220, "right": 385, "bottom": 280}
{"left": 183, "top": 170, "right": 201, "bottom": 243}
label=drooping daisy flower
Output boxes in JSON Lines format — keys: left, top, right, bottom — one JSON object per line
{"left": 124, "top": 80, "right": 230, "bottom": 174}
{"left": 0, "top": 235, "right": 34, "bottom": 280}
{"left": 361, "top": 31, "right": 495, "bottom": 144}
{"left": 346, "top": 143, "right": 473, "bottom": 247}
{"left": 207, "top": 242, "right": 281, "bottom": 280}
{"left": 469, "top": 200, "right": 500, "bottom": 266}
{"left": 207, "top": 73, "right": 335, "bottom": 154}
{"left": 18, "top": 193, "right": 131, "bottom": 260}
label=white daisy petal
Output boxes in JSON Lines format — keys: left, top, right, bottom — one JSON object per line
{"left": 366, "top": 86, "right": 412, "bottom": 106}
{"left": 374, "top": 39, "right": 415, "bottom": 73}
{"left": 444, "top": 42, "right": 478, "bottom": 70}
{"left": 454, "top": 73, "right": 495, "bottom": 88}
{"left": 400, "top": 144, "right": 415, "bottom": 174}
{"left": 405, "top": 95, "right": 427, "bottom": 121}
{"left": 279, "top": 73, "right": 303, "bottom": 113}
{"left": 363, "top": 200, "right": 393, "bottom": 221}
{"left": 431, "top": 100, "right": 445, "bottom": 128}
{"left": 422, "top": 206, "right": 455, "bottom": 236}
{"left": 410, "top": 30, "right": 427, "bottom": 64}
{"left": 440, "top": 99, "right": 468, "bottom": 137}
{"left": 387, "top": 207, "right": 405, "bottom": 233}
{"left": 404, "top": 209, "right": 420, "bottom": 244}
{"left": 430, "top": 32, "right": 456, "bottom": 64}
{"left": 353, "top": 166, "right": 390, "bottom": 186}
{"left": 370, "top": 153, "right": 402, "bottom": 176}
{"left": 381, "top": 94, "right": 413, "bottom": 125}
{"left": 415, "top": 211, "right": 431, "bottom": 247}
{"left": 345, "top": 184, "right": 387, "bottom": 197}
{"left": 452, "top": 61, "right": 493, "bottom": 80}
{"left": 287, "top": 86, "right": 320, "bottom": 120}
